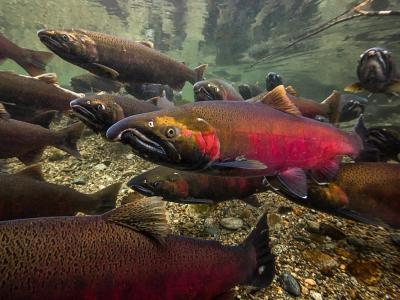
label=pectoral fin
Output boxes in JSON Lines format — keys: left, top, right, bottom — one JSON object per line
{"left": 15, "top": 164, "right": 45, "bottom": 181}
{"left": 310, "top": 157, "right": 341, "bottom": 184}
{"left": 213, "top": 159, "right": 267, "bottom": 170}
{"left": 239, "top": 194, "right": 261, "bottom": 207}
{"left": 136, "top": 41, "right": 154, "bottom": 49}
{"left": 277, "top": 168, "right": 308, "bottom": 199}
{"left": 91, "top": 63, "right": 120, "bottom": 79}
{"left": 344, "top": 82, "right": 365, "bottom": 93}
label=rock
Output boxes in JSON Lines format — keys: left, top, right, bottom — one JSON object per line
{"left": 126, "top": 154, "right": 135, "bottom": 159}
{"left": 204, "top": 226, "right": 220, "bottom": 237}
{"left": 48, "top": 152, "right": 65, "bottom": 162}
{"left": 267, "top": 213, "right": 281, "bottom": 230}
{"left": 303, "top": 249, "right": 338, "bottom": 276}
{"left": 103, "top": 160, "right": 112, "bottom": 166}
{"left": 310, "top": 291, "right": 323, "bottom": 300}
{"left": 319, "top": 223, "right": 346, "bottom": 240}
{"left": 220, "top": 217, "right": 243, "bottom": 230}
{"left": 346, "top": 236, "right": 367, "bottom": 248}
{"left": 390, "top": 233, "right": 400, "bottom": 247}
{"left": 279, "top": 272, "right": 301, "bottom": 297}
{"left": 71, "top": 176, "right": 88, "bottom": 185}
{"left": 306, "top": 221, "right": 320, "bottom": 234}
{"left": 94, "top": 163, "right": 107, "bottom": 171}
{"left": 304, "top": 278, "right": 316, "bottom": 286}
{"left": 278, "top": 206, "right": 293, "bottom": 214}
{"left": 347, "top": 258, "right": 382, "bottom": 285}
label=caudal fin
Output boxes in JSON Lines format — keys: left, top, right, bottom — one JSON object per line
{"left": 17, "top": 49, "right": 54, "bottom": 76}
{"left": 194, "top": 64, "right": 208, "bottom": 82}
{"left": 90, "top": 182, "right": 121, "bottom": 213}
{"left": 54, "top": 122, "right": 84, "bottom": 159}
{"left": 242, "top": 213, "right": 275, "bottom": 288}
{"left": 321, "top": 90, "right": 341, "bottom": 124}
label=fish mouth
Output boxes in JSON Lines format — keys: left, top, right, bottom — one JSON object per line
{"left": 127, "top": 182, "right": 156, "bottom": 196}
{"left": 38, "top": 31, "right": 63, "bottom": 51}
{"left": 115, "top": 128, "right": 169, "bottom": 160}
{"left": 194, "top": 86, "right": 215, "bottom": 101}
{"left": 70, "top": 104, "right": 104, "bottom": 131}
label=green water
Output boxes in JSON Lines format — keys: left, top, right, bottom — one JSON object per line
{"left": 1, "top": 0, "right": 400, "bottom": 100}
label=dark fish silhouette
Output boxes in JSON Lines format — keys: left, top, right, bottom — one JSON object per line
{"left": 0, "top": 33, "right": 53, "bottom": 76}
{"left": 194, "top": 79, "right": 244, "bottom": 101}
{"left": 70, "top": 93, "right": 159, "bottom": 135}
{"left": 38, "top": 29, "right": 207, "bottom": 90}
{"left": 345, "top": 47, "right": 400, "bottom": 95}
{"left": 70, "top": 73, "right": 123, "bottom": 93}
{"left": 129, "top": 166, "right": 264, "bottom": 206}
{"left": 125, "top": 82, "right": 174, "bottom": 101}
{"left": 0, "top": 197, "right": 274, "bottom": 299}
{"left": 0, "top": 165, "right": 120, "bottom": 220}
{"left": 0, "top": 104, "right": 83, "bottom": 164}
{"left": 238, "top": 84, "right": 263, "bottom": 99}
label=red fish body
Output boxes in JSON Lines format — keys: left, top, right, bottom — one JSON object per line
{"left": 0, "top": 197, "right": 274, "bottom": 299}
{"left": 107, "top": 100, "right": 363, "bottom": 197}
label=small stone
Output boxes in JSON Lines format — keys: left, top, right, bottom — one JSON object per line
{"left": 347, "top": 258, "right": 382, "bottom": 285}
{"left": 277, "top": 206, "right": 293, "bottom": 214}
{"left": 301, "top": 286, "right": 309, "bottom": 295}
{"left": 279, "top": 272, "right": 301, "bottom": 297}
{"left": 220, "top": 217, "right": 243, "bottom": 230}
{"left": 390, "top": 233, "right": 400, "bottom": 246}
{"left": 310, "top": 291, "right": 322, "bottom": 300}
{"left": 303, "top": 249, "right": 338, "bottom": 276}
{"left": 306, "top": 221, "right": 320, "bottom": 234}
{"left": 103, "top": 160, "right": 112, "bottom": 166}
{"left": 94, "top": 163, "right": 107, "bottom": 171}
{"left": 240, "top": 207, "right": 252, "bottom": 219}
{"left": 48, "top": 152, "right": 65, "bottom": 162}
{"left": 126, "top": 154, "right": 135, "bottom": 159}
{"left": 204, "top": 226, "right": 220, "bottom": 237}
{"left": 71, "top": 176, "right": 87, "bottom": 185}
{"left": 122, "top": 170, "right": 136, "bottom": 177}
{"left": 319, "top": 223, "right": 346, "bottom": 240}
{"left": 293, "top": 234, "right": 309, "bottom": 243}
{"left": 346, "top": 236, "right": 367, "bottom": 248}
{"left": 268, "top": 213, "right": 281, "bottom": 230}
{"left": 304, "top": 278, "right": 316, "bottom": 286}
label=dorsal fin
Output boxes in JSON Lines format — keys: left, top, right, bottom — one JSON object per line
{"left": 136, "top": 41, "right": 154, "bottom": 49}
{"left": 103, "top": 196, "right": 169, "bottom": 244}
{"left": 34, "top": 73, "right": 58, "bottom": 84}
{"left": 257, "top": 85, "right": 301, "bottom": 116}
{"left": 0, "top": 103, "right": 10, "bottom": 119}
{"left": 286, "top": 85, "right": 299, "bottom": 97}
{"left": 145, "top": 96, "right": 161, "bottom": 106}
{"left": 15, "top": 164, "right": 45, "bottom": 181}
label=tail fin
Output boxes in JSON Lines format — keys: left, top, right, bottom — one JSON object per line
{"left": 90, "top": 182, "right": 121, "bottom": 213}
{"left": 349, "top": 115, "right": 370, "bottom": 160}
{"left": 194, "top": 64, "right": 208, "bottom": 82}
{"left": 242, "top": 213, "right": 275, "bottom": 288}
{"left": 17, "top": 49, "right": 54, "bottom": 76}
{"left": 54, "top": 122, "right": 84, "bottom": 159}
{"left": 321, "top": 90, "right": 341, "bottom": 124}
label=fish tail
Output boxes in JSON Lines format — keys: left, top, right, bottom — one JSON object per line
{"left": 17, "top": 48, "right": 54, "bottom": 76}
{"left": 321, "top": 90, "right": 341, "bottom": 124}
{"left": 194, "top": 64, "right": 208, "bottom": 82}
{"left": 54, "top": 122, "right": 84, "bottom": 159}
{"left": 241, "top": 212, "right": 275, "bottom": 288}
{"left": 90, "top": 182, "right": 121, "bottom": 213}
{"left": 349, "top": 115, "right": 373, "bottom": 159}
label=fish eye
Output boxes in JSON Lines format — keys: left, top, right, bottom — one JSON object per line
{"left": 61, "top": 34, "right": 69, "bottom": 42}
{"left": 148, "top": 121, "right": 154, "bottom": 128}
{"left": 165, "top": 127, "right": 177, "bottom": 139}
{"left": 86, "top": 100, "right": 91, "bottom": 105}
{"left": 96, "top": 104, "right": 105, "bottom": 111}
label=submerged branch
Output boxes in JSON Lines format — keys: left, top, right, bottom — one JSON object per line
{"left": 250, "top": 0, "right": 400, "bottom": 68}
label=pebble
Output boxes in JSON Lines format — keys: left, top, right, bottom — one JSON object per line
{"left": 304, "top": 278, "right": 316, "bottom": 286}
{"left": 94, "top": 163, "right": 107, "bottom": 171}
{"left": 126, "top": 154, "right": 135, "bottom": 159}
{"left": 268, "top": 213, "right": 282, "bottom": 230}
{"left": 220, "top": 217, "right": 243, "bottom": 230}
{"left": 71, "top": 176, "right": 88, "bottom": 185}
{"left": 277, "top": 206, "right": 293, "bottom": 214}
{"left": 280, "top": 272, "right": 301, "bottom": 297}
{"left": 204, "top": 226, "right": 220, "bottom": 237}
{"left": 306, "top": 221, "right": 320, "bottom": 234}
{"left": 303, "top": 249, "right": 338, "bottom": 276}
{"left": 48, "top": 152, "right": 65, "bottom": 162}
{"left": 346, "top": 236, "right": 367, "bottom": 248}
{"left": 310, "top": 291, "right": 323, "bottom": 300}
{"left": 390, "top": 233, "right": 400, "bottom": 247}
{"left": 319, "top": 223, "right": 346, "bottom": 240}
